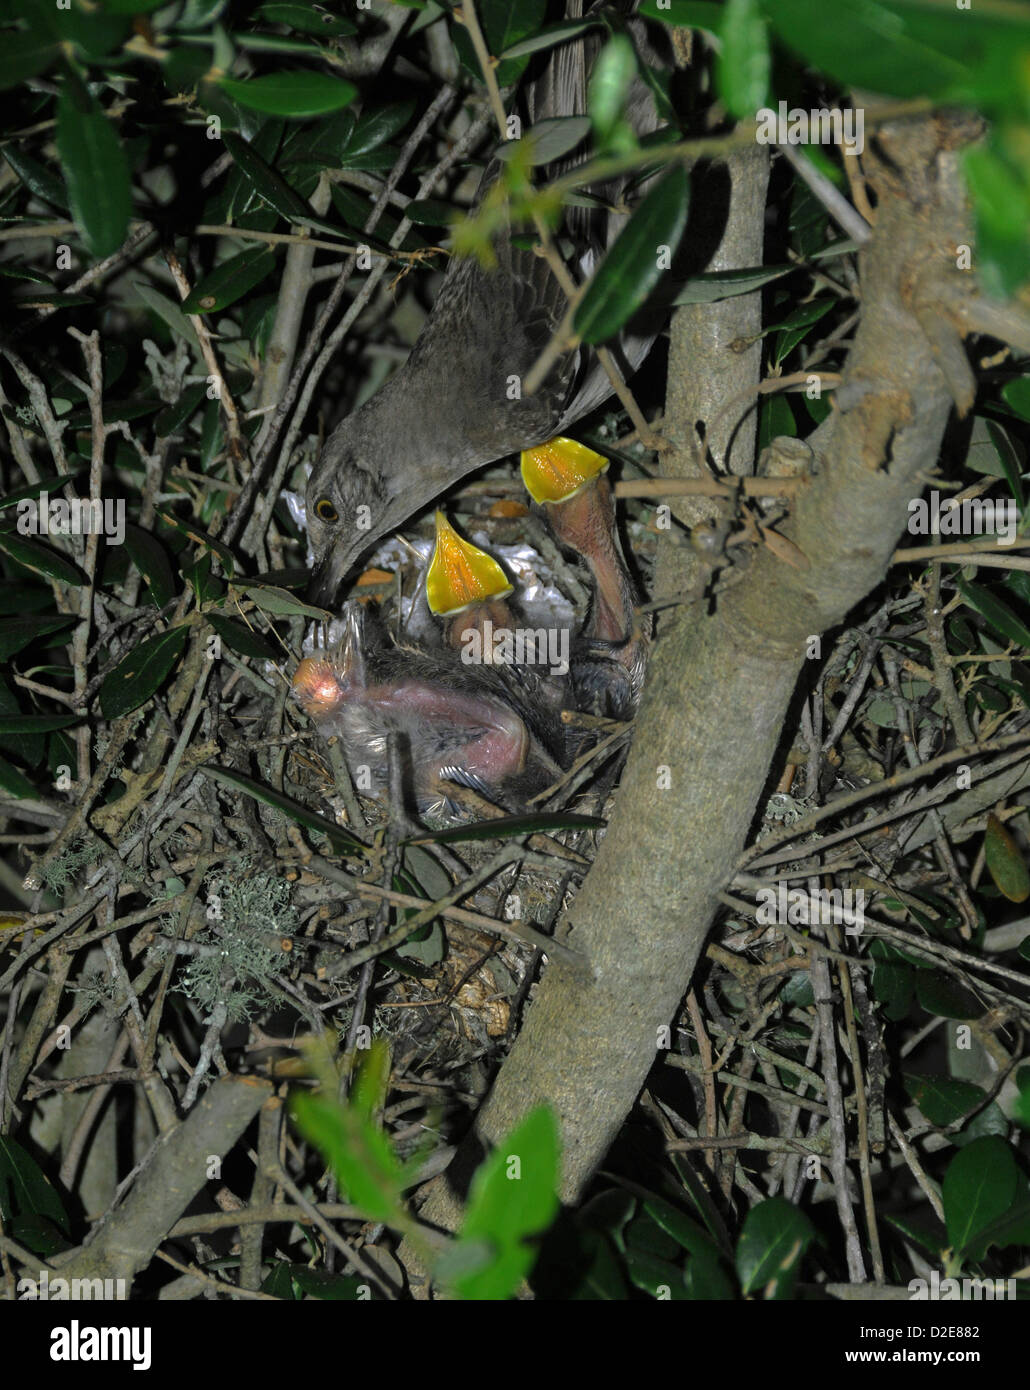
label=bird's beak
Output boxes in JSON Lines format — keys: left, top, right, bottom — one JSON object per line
{"left": 306, "top": 537, "right": 360, "bottom": 608}
{"left": 519, "top": 436, "right": 609, "bottom": 506}
{"left": 521, "top": 437, "right": 631, "bottom": 647}
{"left": 425, "top": 510, "right": 513, "bottom": 618}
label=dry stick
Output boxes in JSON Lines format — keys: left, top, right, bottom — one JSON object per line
{"left": 66, "top": 329, "right": 106, "bottom": 785}
{"left": 921, "top": 566, "right": 974, "bottom": 743}
{"left": 832, "top": 928, "right": 885, "bottom": 1284}
{"left": 270, "top": 1166, "right": 403, "bottom": 1299}
{"left": 810, "top": 913, "right": 868, "bottom": 1283}
{"left": 165, "top": 247, "right": 248, "bottom": 484}
{"left": 882, "top": 648, "right": 978, "bottom": 937}
{"left": 888, "top": 1113, "right": 945, "bottom": 1223}
{"left": 306, "top": 848, "right": 581, "bottom": 967}
{"left": 684, "top": 989, "right": 719, "bottom": 1175}
{"left": 740, "top": 733, "right": 1030, "bottom": 869}
{"left": 31, "top": 221, "right": 156, "bottom": 326}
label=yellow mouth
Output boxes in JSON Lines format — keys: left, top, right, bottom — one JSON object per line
{"left": 425, "top": 510, "right": 513, "bottom": 617}
{"left": 520, "top": 436, "right": 609, "bottom": 505}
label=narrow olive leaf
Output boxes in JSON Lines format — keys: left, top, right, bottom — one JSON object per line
{"left": 222, "top": 132, "right": 310, "bottom": 224}
{"left": 3, "top": 145, "right": 68, "bottom": 210}
{"left": 0, "top": 473, "right": 85, "bottom": 512}
{"left": 0, "top": 532, "right": 86, "bottom": 587}
{"left": 0, "top": 1136, "right": 70, "bottom": 1235}
{"left": 236, "top": 584, "right": 331, "bottom": 620}
{"left": 718, "top": 0, "right": 769, "bottom": 120}
{"left": 573, "top": 163, "right": 689, "bottom": 345}
{"left": 501, "top": 16, "right": 599, "bottom": 58}
{"left": 0, "top": 615, "right": 77, "bottom": 661}
{"left": 156, "top": 510, "right": 237, "bottom": 577}
{"left": 199, "top": 765, "right": 367, "bottom": 854}
{"left": 402, "top": 199, "right": 458, "bottom": 226}
{"left": 673, "top": 264, "right": 793, "bottom": 304}
{"left": 55, "top": 79, "right": 131, "bottom": 259}
{"left": 130, "top": 280, "right": 200, "bottom": 350}
{"left": 984, "top": 811, "right": 1030, "bottom": 903}
{"left": 123, "top": 524, "right": 177, "bottom": 608}
{"left": 0, "top": 714, "right": 82, "bottom": 734}
{"left": 99, "top": 626, "right": 190, "bottom": 720}
{"left": 404, "top": 811, "right": 605, "bottom": 845}
{"left": 942, "top": 1136, "right": 1018, "bottom": 1255}
{"left": 956, "top": 576, "right": 1030, "bottom": 650}
{"left": 496, "top": 115, "right": 592, "bottom": 166}
{"left": 1002, "top": 377, "right": 1030, "bottom": 421}
{"left": 340, "top": 101, "right": 416, "bottom": 160}
{"left": 205, "top": 612, "right": 279, "bottom": 661}
{"left": 588, "top": 33, "right": 638, "bottom": 147}
{"left": 256, "top": 3, "right": 357, "bottom": 36}
{"left": 181, "top": 246, "right": 277, "bottom": 315}
{"left": 218, "top": 71, "right": 357, "bottom": 118}
{"left": 155, "top": 382, "right": 208, "bottom": 438}
{"left": 985, "top": 420, "right": 1026, "bottom": 510}
{"left": 0, "top": 28, "right": 61, "bottom": 89}
{"left": 0, "top": 756, "right": 36, "bottom": 799}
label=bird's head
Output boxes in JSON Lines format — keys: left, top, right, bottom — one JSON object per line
{"left": 305, "top": 426, "right": 400, "bottom": 604}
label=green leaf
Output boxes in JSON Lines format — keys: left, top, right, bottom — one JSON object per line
{"left": 942, "top": 1136, "right": 1018, "bottom": 1256}
{"left": 123, "top": 525, "right": 177, "bottom": 608}
{"left": 0, "top": 474, "right": 85, "bottom": 513}
{"left": 0, "top": 713, "right": 82, "bottom": 735}
{"left": 340, "top": 102, "right": 416, "bottom": 162}
{"left": 0, "top": 614, "right": 77, "bottom": 661}
{"left": 588, "top": 34, "right": 638, "bottom": 148}
{"left": 956, "top": 576, "right": 1030, "bottom": 651}
{"left": 0, "top": 1135, "right": 70, "bottom": 1236}
{"left": 131, "top": 280, "right": 201, "bottom": 350}
{"left": 497, "top": 116, "right": 591, "bottom": 166}
{"left": 3, "top": 145, "right": 68, "bottom": 210}
{"left": 0, "top": 756, "right": 38, "bottom": 799}
{"left": 903, "top": 1074, "right": 986, "bottom": 1128}
{"left": 0, "top": 532, "right": 87, "bottom": 587}
{"left": 984, "top": 811, "right": 1030, "bottom": 903}
{"left": 181, "top": 246, "right": 277, "bottom": 315}
{"left": 404, "top": 811, "right": 605, "bottom": 844}
{"left": 501, "top": 16, "right": 600, "bottom": 59}
{"left": 0, "top": 27, "right": 60, "bottom": 88}
{"left": 1002, "top": 377, "right": 1030, "bottom": 422}
{"left": 736, "top": 1197, "right": 815, "bottom": 1298}
{"left": 156, "top": 510, "right": 237, "bottom": 577}
{"left": 290, "top": 1045, "right": 412, "bottom": 1229}
{"left": 447, "top": 1106, "right": 561, "bottom": 1300}
{"left": 719, "top": 0, "right": 770, "bottom": 118}
{"left": 914, "top": 969, "right": 984, "bottom": 1021}
{"left": 56, "top": 77, "right": 131, "bottom": 260}
{"left": 573, "top": 163, "right": 689, "bottom": 345}
{"left": 221, "top": 130, "right": 312, "bottom": 224}
{"left": 99, "top": 626, "right": 190, "bottom": 720}
{"left": 219, "top": 71, "right": 357, "bottom": 119}
{"left": 198, "top": 765, "right": 366, "bottom": 854}
{"left": 256, "top": 4, "right": 357, "bottom": 36}
{"left": 155, "top": 383, "right": 208, "bottom": 438}
{"left": 205, "top": 612, "right": 279, "bottom": 661}
{"left": 235, "top": 583, "right": 330, "bottom": 620}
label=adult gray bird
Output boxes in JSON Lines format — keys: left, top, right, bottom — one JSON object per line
{"left": 306, "top": 0, "right": 668, "bottom": 603}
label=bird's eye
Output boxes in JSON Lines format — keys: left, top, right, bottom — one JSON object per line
{"left": 315, "top": 497, "right": 338, "bottom": 523}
